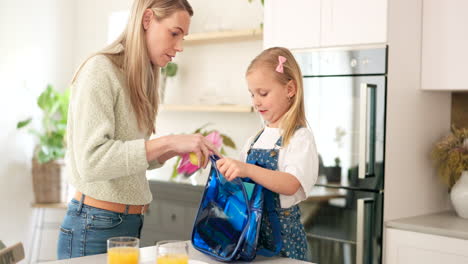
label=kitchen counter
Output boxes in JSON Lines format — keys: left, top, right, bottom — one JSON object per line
{"left": 46, "top": 241, "right": 314, "bottom": 264}
{"left": 385, "top": 210, "right": 468, "bottom": 240}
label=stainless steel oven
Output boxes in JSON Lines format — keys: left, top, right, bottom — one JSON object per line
{"left": 294, "top": 46, "right": 387, "bottom": 264}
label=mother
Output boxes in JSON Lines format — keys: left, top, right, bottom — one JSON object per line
{"left": 57, "top": 0, "right": 216, "bottom": 259}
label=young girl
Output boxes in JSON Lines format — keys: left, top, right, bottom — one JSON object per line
{"left": 216, "top": 47, "right": 318, "bottom": 261}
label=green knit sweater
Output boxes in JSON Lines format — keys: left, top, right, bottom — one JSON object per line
{"left": 66, "top": 54, "right": 162, "bottom": 205}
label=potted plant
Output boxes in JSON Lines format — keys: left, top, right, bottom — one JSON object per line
{"left": 160, "top": 62, "right": 177, "bottom": 104}
{"left": 431, "top": 126, "right": 468, "bottom": 217}
{"left": 17, "top": 84, "right": 70, "bottom": 203}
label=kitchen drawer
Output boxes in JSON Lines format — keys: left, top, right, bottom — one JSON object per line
{"left": 160, "top": 201, "right": 186, "bottom": 234}
{"left": 141, "top": 180, "right": 204, "bottom": 245}
{"left": 184, "top": 206, "right": 198, "bottom": 234}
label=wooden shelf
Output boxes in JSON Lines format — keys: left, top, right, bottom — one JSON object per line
{"left": 184, "top": 28, "right": 263, "bottom": 45}
{"left": 160, "top": 104, "right": 253, "bottom": 113}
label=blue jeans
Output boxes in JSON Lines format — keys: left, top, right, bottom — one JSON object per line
{"left": 57, "top": 198, "right": 144, "bottom": 259}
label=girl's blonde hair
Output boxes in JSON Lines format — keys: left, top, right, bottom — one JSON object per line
{"left": 246, "top": 47, "right": 307, "bottom": 146}
{"left": 72, "top": 0, "right": 193, "bottom": 135}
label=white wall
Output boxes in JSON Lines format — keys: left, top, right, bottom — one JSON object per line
{"left": 0, "top": 0, "right": 75, "bottom": 262}
{"left": 74, "top": 0, "right": 133, "bottom": 68}
{"left": 384, "top": 0, "right": 452, "bottom": 221}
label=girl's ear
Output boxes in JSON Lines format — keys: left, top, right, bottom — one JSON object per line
{"left": 142, "top": 9, "right": 153, "bottom": 30}
{"left": 286, "top": 80, "right": 297, "bottom": 98}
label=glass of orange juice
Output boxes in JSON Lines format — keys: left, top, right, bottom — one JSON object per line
{"left": 156, "top": 240, "right": 189, "bottom": 264}
{"left": 107, "top": 236, "right": 139, "bottom": 264}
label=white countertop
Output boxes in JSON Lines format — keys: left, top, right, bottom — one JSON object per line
{"left": 46, "top": 241, "right": 314, "bottom": 264}
{"left": 386, "top": 211, "right": 468, "bottom": 240}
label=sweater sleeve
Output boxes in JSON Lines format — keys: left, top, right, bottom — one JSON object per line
{"left": 70, "top": 56, "right": 149, "bottom": 182}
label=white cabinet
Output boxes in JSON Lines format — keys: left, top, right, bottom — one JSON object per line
{"left": 263, "top": 0, "right": 387, "bottom": 49}
{"left": 263, "top": 0, "right": 321, "bottom": 49}
{"left": 29, "top": 205, "right": 67, "bottom": 263}
{"left": 421, "top": 0, "right": 468, "bottom": 91}
{"left": 385, "top": 228, "right": 468, "bottom": 264}
{"left": 140, "top": 181, "right": 203, "bottom": 246}
{"left": 321, "top": 0, "right": 387, "bottom": 47}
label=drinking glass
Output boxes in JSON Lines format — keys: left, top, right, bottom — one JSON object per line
{"left": 107, "top": 237, "right": 139, "bottom": 264}
{"left": 156, "top": 240, "right": 189, "bottom": 264}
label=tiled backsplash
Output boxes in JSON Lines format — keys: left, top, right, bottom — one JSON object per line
{"left": 452, "top": 93, "right": 468, "bottom": 129}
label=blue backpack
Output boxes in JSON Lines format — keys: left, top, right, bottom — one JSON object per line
{"left": 191, "top": 155, "right": 282, "bottom": 262}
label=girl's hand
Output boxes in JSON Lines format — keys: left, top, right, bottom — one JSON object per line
{"left": 216, "top": 158, "right": 248, "bottom": 181}
{"left": 170, "top": 133, "right": 221, "bottom": 168}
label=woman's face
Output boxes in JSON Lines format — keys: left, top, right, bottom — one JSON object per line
{"left": 143, "top": 9, "right": 191, "bottom": 67}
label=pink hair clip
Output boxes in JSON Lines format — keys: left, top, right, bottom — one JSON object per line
{"left": 275, "top": 56, "right": 287, "bottom": 73}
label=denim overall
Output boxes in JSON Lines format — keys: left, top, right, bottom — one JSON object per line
{"left": 246, "top": 131, "right": 309, "bottom": 261}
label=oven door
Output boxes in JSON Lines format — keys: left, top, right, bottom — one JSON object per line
{"left": 299, "top": 186, "right": 383, "bottom": 264}
{"left": 304, "top": 75, "right": 386, "bottom": 190}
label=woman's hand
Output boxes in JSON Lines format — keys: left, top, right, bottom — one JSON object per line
{"left": 170, "top": 133, "right": 220, "bottom": 168}
{"left": 145, "top": 133, "right": 221, "bottom": 168}
{"left": 216, "top": 158, "right": 248, "bottom": 181}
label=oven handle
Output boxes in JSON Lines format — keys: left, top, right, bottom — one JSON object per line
{"left": 356, "top": 197, "right": 374, "bottom": 264}
{"left": 359, "top": 83, "right": 377, "bottom": 179}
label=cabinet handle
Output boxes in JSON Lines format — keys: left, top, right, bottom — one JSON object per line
{"left": 359, "top": 83, "right": 377, "bottom": 179}
{"left": 356, "top": 198, "right": 374, "bottom": 264}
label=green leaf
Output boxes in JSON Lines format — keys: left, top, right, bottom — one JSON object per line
{"left": 23, "top": 84, "right": 69, "bottom": 163}
{"left": 17, "top": 118, "right": 32, "bottom": 129}
{"left": 37, "top": 85, "right": 58, "bottom": 112}
{"left": 164, "top": 62, "right": 178, "bottom": 77}
{"left": 58, "top": 89, "right": 70, "bottom": 118}
{"left": 193, "top": 123, "right": 212, "bottom": 134}
{"left": 220, "top": 148, "right": 226, "bottom": 156}
{"left": 221, "top": 134, "right": 236, "bottom": 149}
{"left": 170, "top": 156, "right": 182, "bottom": 180}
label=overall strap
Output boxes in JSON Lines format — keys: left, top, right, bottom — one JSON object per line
{"left": 275, "top": 136, "right": 283, "bottom": 147}
{"left": 250, "top": 129, "right": 265, "bottom": 148}
{"left": 247, "top": 129, "right": 265, "bottom": 155}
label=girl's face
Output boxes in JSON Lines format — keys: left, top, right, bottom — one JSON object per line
{"left": 143, "top": 9, "right": 191, "bottom": 67}
{"left": 247, "top": 68, "right": 295, "bottom": 128}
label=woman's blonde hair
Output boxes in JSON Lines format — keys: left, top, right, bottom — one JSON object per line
{"left": 72, "top": 0, "right": 193, "bottom": 135}
{"left": 246, "top": 47, "right": 307, "bottom": 146}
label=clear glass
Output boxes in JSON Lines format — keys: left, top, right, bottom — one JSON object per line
{"left": 156, "top": 240, "right": 189, "bottom": 264}
{"left": 107, "top": 237, "right": 139, "bottom": 264}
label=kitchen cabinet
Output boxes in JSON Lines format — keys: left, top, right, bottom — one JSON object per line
{"left": 386, "top": 228, "right": 468, "bottom": 264}
{"left": 320, "top": 0, "right": 387, "bottom": 47}
{"left": 263, "top": 0, "right": 321, "bottom": 49}
{"left": 421, "top": 0, "right": 468, "bottom": 91}
{"left": 263, "top": 0, "right": 387, "bottom": 49}
{"left": 30, "top": 204, "right": 67, "bottom": 263}
{"left": 140, "top": 180, "right": 203, "bottom": 246}
{"left": 385, "top": 211, "right": 468, "bottom": 264}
